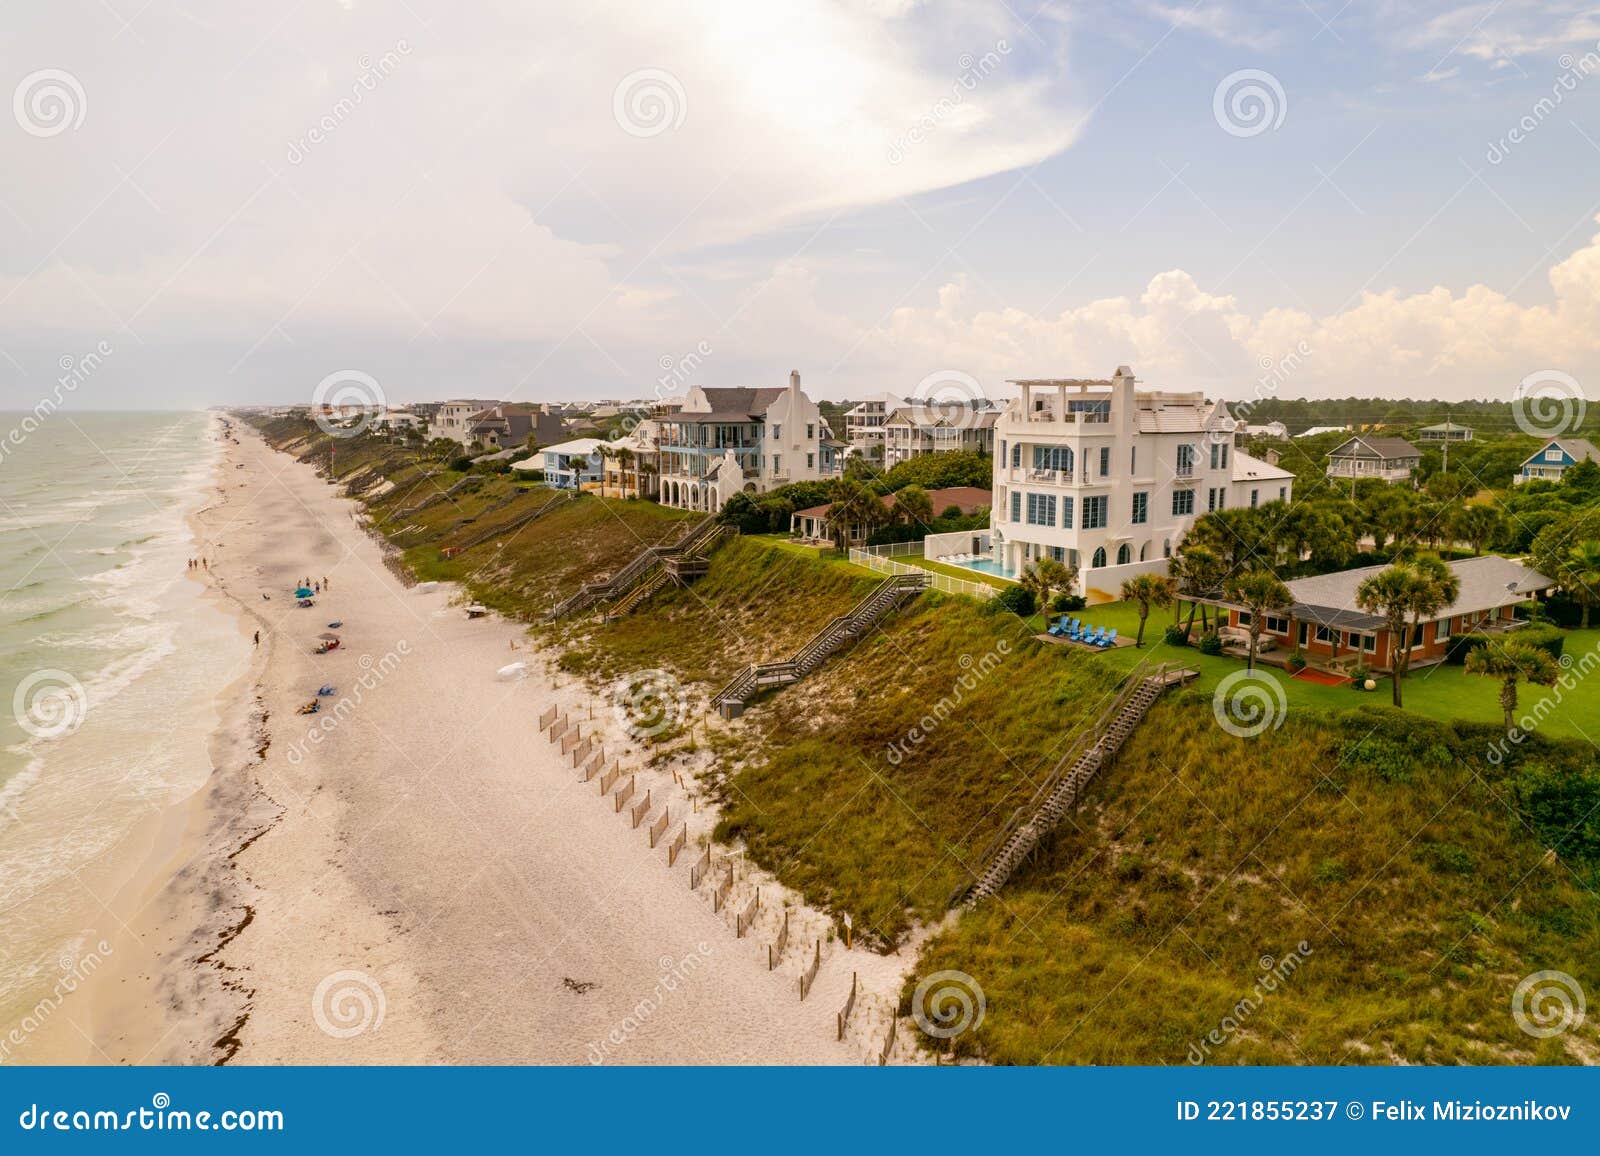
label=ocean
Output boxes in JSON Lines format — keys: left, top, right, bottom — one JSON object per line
{"left": 0, "top": 411, "right": 248, "bottom": 1050}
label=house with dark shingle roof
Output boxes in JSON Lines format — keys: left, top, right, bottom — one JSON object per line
{"left": 655, "top": 372, "right": 838, "bottom": 513}
{"left": 1212, "top": 555, "right": 1554, "bottom": 672}
{"left": 1325, "top": 435, "right": 1422, "bottom": 483}
{"left": 1515, "top": 437, "right": 1600, "bottom": 485}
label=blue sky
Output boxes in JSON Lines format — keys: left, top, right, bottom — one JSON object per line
{"left": 3, "top": 1, "right": 1600, "bottom": 408}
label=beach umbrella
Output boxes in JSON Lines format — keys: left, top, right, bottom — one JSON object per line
{"left": 294, "top": 586, "right": 314, "bottom": 597}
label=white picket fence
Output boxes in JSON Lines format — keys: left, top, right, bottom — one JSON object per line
{"left": 848, "top": 544, "right": 998, "bottom": 601}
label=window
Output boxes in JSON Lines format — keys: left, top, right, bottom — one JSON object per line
{"left": 1210, "top": 441, "right": 1225, "bottom": 469}
{"left": 1173, "top": 489, "right": 1195, "bottom": 516}
{"left": 1546, "top": 448, "right": 1563, "bottom": 461}
{"left": 1207, "top": 488, "right": 1220, "bottom": 512}
{"left": 999, "top": 439, "right": 1006, "bottom": 462}
{"left": 1010, "top": 491, "right": 1021, "bottom": 522}
{"left": 1083, "top": 495, "right": 1108, "bottom": 529}
{"left": 806, "top": 453, "right": 815, "bottom": 469}
{"left": 1132, "top": 492, "right": 1148, "bottom": 524}
{"left": 1091, "top": 547, "right": 1107, "bottom": 568}
{"left": 1011, "top": 442, "right": 1022, "bottom": 468}
{"left": 1033, "top": 446, "right": 1073, "bottom": 472}
{"left": 1177, "top": 443, "right": 1195, "bottom": 476}
{"left": 1163, "top": 538, "right": 1172, "bottom": 558}
{"left": 1061, "top": 496, "right": 1074, "bottom": 528}
{"left": 1238, "top": 612, "right": 1252, "bottom": 626}
{"left": 772, "top": 454, "right": 781, "bottom": 473}
{"left": 1250, "top": 489, "right": 1259, "bottom": 507}
{"left": 1362, "top": 633, "right": 1377, "bottom": 653}
{"left": 1099, "top": 446, "right": 1110, "bottom": 476}
{"left": 1315, "top": 625, "right": 1334, "bottom": 643}
{"left": 1026, "top": 492, "right": 1057, "bottom": 526}
{"left": 1265, "top": 615, "right": 1290, "bottom": 634}
{"left": 807, "top": 423, "right": 815, "bottom": 439}
{"left": 1278, "top": 486, "right": 1287, "bottom": 501}
{"left": 1116, "top": 543, "right": 1132, "bottom": 565}
{"left": 773, "top": 424, "right": 781, "bottom": 438}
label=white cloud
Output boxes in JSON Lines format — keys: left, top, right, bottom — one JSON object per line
{"left": 823, "top": 218, "right": 1600, "bottom": 402}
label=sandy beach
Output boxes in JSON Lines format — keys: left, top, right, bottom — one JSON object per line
{"left": 31, "top": 424, "right": 910, "bottom": 1065}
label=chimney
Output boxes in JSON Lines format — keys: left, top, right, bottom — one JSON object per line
{"left": 789, "top": 370, "right": 800, "bottom": 391}
{"left": 1265, "top": 449, "right": 1280, "bottom": 466}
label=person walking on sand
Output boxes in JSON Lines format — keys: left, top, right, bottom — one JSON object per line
{"left": 253, "top": 630, "right": 260, "bottom": 646}
{"left": 322, "top": 576, "right": 329, "bottom": 589}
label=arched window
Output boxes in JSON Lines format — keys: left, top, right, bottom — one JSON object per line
{"left": 1163, "top": 538, "right": 1172, "bottom": 558}
{"left": 1139, "top": 542, "right": 1149, "bottom": 561}
{"left": 1117, "top": 544, "right": 1132, "bottom": 565}
{"left": 1092, "top": 547, "right": 1106, "bottom": 569}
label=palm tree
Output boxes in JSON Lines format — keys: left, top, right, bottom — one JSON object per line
{"left": 1121, "top": 573, "right": 1177, "bottom": 647}
{"left": 892, "top": 484, "right": 934, "bottom": 528}
{"left": 1354, "top": 556, "right": 1459, "bottom": 708}
{"left": 1021, "top": 557, "right": 1075, "bottom": 611}
{"left": 1222, "top": 570, "right": 1293, "bottom": 671}
{"left": 1465, "top": 640, "right": 1560, "bottom": 731}
{"left": 1170, "top": 544, "right": 1226, "bottom": 636}
{"left": 825, "top": 481, "right": 887, "bottom": 552}
{"left": 1451, "top": 503, "right": 1503, "bottom": 556}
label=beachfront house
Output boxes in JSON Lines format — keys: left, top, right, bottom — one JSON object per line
{"left": 990, "top": 366, "right": 1294, "bottom": 597}
{"left": 430, "top": 399, "right": 502, "bottom": 445}
{"left": 516, "top": 437, "right": 606, "bottom": 490}
{"left": 1515, "top": 437, "right": 1600, "bottom": 485}
{"left": 882, "top": 404, "right": 998, "bottom": 467}
{"left": 842, "top": 392, "right": 909, "bottom": 455}
{"left": 1324, "top": 435, "right": 1422, "bottom": 483}
{"left": 655, "top": 372, "right": 836, "bottom": 514}
{"left": 789, "top": 486, "right": 992, "bottom": 546}
{"left": 1418, "top": 421, "right": 1473, "bottom": 443}
{"left": 600, "top": 421, "right": 659, "bottom": 500}
{"left": 1208, "top": 555, "right": 1554, "bottom": 672}
{"left": 466, "top": 403, "right": 563, "bottom": 450}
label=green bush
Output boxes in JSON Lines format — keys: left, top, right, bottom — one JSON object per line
{"left": 988, "top": 584, "right": 1036, "bottom": 618}
{"left": 1198, "top": 632, "right": 1223, "bottom": 656}
{"left": 1050, "top": 592, "right": 1087, "bottom": 613}
{"left": 1286, "top": 651, "right": 1307, "bottom": 672}
{"left": 1163, "top": 624, "right": 1189, "bottom": 647}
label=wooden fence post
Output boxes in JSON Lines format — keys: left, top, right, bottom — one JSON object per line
{"left": 837, "top": 971, "right": 858, "bottom": 1041}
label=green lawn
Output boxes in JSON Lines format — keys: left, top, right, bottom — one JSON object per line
{"left": 742, "top": 533, "right": 881, "bottom": 578}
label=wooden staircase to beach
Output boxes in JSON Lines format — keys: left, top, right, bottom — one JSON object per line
{"left": 546, "top": 514, "right": 729, "bottom": 621}
{"left": 949, "top": 662, "right": 1195, "bottom": 909}
{"left": 711, "top": 572, "right": 929, "bottom": 720}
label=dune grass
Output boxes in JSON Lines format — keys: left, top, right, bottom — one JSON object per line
{"left": 907, "top": 705, "right": 1600, "bottom": 1065}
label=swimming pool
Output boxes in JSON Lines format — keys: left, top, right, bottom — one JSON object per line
{"left": 948, "top": 556, "right": 1016, "bottom": 580}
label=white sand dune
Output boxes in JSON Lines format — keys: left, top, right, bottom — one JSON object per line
{"left": 39, "top": 425, "right": 908, "bottom": 1065}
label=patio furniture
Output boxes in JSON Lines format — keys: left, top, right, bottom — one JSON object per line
{"left": 1068, "top": 621, "right": 1086, "bottom": 641}
{"left": 1099, "top": 628, "right": 1118, "bottom": 648}
{"left": 1085, "top": 626, "right": 1106, "bottom": 646}
{"left": 1047, "top": 615, "right": 1070, "bottom": 636}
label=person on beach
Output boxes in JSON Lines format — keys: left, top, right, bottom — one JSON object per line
{"left": 253, "top": 630, "right": 260, "bottom": 646}
{"left": 322, "top": 576, "right": 329, "bottom": 588}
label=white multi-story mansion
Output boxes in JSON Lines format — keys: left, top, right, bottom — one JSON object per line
{"left": 990, "top": 367, "right": 1294, "bottom": 594}
{"left": 656, "top": 372, "right": 839, "bottom": 513}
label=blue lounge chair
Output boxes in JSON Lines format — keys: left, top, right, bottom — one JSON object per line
{"left": 1099, "top": 628, "right": 1118, "bottom": 648}
{"left": 1068, "top": 621, "right": 1086, "bottom": 641}
{"left": 1047, "top": 615, "right": 1069, "bottom": 636}
{"left": 1088, "top": 626, "right": 1108, "bottom": 646}
{"left": 1067, "top": 617, "right": 1080, "bottom": 636}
